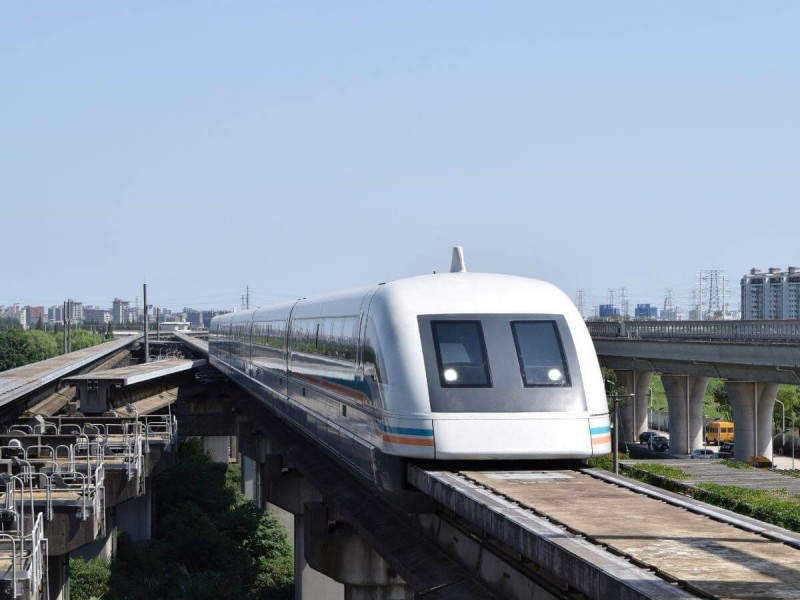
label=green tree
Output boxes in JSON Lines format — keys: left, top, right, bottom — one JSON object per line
{"left": 105, "top": 439, "right": 294, "bottom": 599}
{"left": 709, "top": 380, "right": 731, "bottom": 420}
{"left": 0, "top": 329, "right": 37, "bottom": 371}
{"left": 26, "top": 330, "right": 59, "bottom": 361}
{"left": 66, "top": 329, "right": 106, "bottom": 351}
{"left": 70, "top": 558, "right": 111, "bottom": 600}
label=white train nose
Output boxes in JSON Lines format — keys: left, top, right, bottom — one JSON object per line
{"left": 432, "top": 414, "right": 603, "bottom": 460}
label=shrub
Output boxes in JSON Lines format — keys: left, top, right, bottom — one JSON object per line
{"left": 70, "top": 558, "right": 111, "bottom": 600}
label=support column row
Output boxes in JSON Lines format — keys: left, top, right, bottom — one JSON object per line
{"left": 726, "top": 381, "right": 779, "bottom": 463}
{"left": 614, "top": 370, "right": 653, "bottom": 443}
{"left": 661, "top": 375, "right": 708, "bottom": 455}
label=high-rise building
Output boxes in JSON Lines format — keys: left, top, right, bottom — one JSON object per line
{"left": 741, "top": 267, "right": 800, "bottom": 320}
{"left": 598, "top": 304, "right": 620, "bottom": 320}
{"left": 634, "top": 304, "right": 658, "bottom": 320}
{"left": 48, "top": 305, "right": 63, "bottom": 323}
{"left": 26, "top": 306, "right": 45, "bottom": 327}
{"left": 64, "top": 300, "right": 84, "bottom": 324}
{"left": 8, "top": 304, "right": 27, "bottom": 329}
{"left": 84, "top": 307, "right": 111, "bottom": 325}
{"left": 112, "top": 298, "right": 131, "bottom": 325}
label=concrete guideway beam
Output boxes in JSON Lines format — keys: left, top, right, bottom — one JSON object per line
{"left": 661, "top": 375, "right": 709, "bottom": 455}
{"left": 725, "top": 381, "right": 779, "bottom": 462}
{"left": 613, "top": 370, "right": 653, "bottom": 442}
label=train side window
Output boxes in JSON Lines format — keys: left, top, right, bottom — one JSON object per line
{"left": 511, "top": 321, "right": 571, "bottom": 387}
{"left": 431, "top": 321, "right": 492, "bottom": 388}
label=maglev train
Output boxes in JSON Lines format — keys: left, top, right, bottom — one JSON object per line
{"left": 209, "top": 249, "right": 611, "bottom": 497}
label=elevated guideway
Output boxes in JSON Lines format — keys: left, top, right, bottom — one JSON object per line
{"left": 0, "top": 335, "right": 141, "bottom": 420}
{"left": 63, "top": 358, "right": 207, "bottom": 414}
{"left": 587, "top": 320, "right": 800, "bottom": 460}
{"left": 172, "top": 331, "right": 208, "bottom": 357}
{"left": 410, "top": 464, "right": 800, "bottom": 599}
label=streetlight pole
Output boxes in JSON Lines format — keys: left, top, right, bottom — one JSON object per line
{"left": 775, "top": 399, "right": 786, "bottom": 453}
{"left": 608, "top": 392, "right": 633, "bottom": 474}
{"left": 648, "top": 387, "right": 653, "bottom": 451}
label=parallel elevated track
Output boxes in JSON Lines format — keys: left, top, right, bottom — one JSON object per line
{"left": 410, "top": 464, "right": 800, "bottom": 599}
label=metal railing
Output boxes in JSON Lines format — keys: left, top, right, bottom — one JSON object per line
{"left": 587, "top": 320, "right": 800, "bottom": 342}
{"left": 0, "top": 484, "right": 49, "bottom": 598}
{"left": 0, "top": 413, "right": 180, "bottom": 598}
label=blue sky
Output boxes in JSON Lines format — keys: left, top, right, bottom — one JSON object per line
{"left": 2, "top": 2, "right": 798, "bottom": 315}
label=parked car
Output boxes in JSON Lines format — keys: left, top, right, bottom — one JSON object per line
{"left": 691, "top": 448, "right": 716, "bottom": 459}
{"left": 718, "top": 442, "right": 734, "bottom": 458}
{"left": 639, "top": 431, "right": 656, "bottom": 444}
{"left": 652, "top": 435, "right": 669, "bottom": 452}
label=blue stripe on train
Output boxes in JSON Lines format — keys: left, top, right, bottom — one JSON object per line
{"left": 590, "top": 425, "right": 611, "bottom": 435}
{"left": 378, "top": 423, "right": 434, "bottom": 437}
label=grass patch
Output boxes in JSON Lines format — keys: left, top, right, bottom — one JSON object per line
{"left": 591, "top": 455, "right": 800, "bottom": 533}
{"left": 628, "top": 463, "right": 688, "bottom": 480}
{"left": 694, "top": 483, "right": 800, "bottom": 531}
{"left": 587, "top": 452, "right": 628, "bottom": 471}
{"left": 721, "top": 459, "right": 754, "bottom": 470}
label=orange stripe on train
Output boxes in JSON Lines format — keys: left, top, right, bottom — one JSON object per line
{"left": 381, "top": 434, "right": 435, "bottom": 447}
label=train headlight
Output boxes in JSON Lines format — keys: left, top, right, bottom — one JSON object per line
{"left": 443, "top": 368, "right": 458, "bottom": 382}
{"left": 547, "top": 368, "right": 563, "bottom": 382}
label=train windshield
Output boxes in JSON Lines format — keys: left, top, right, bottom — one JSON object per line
{"left": 511, "top": 321, "right": 571, "bottom": 387}
{"left": 431, "top": 320, "right": 492, "bottom": 387}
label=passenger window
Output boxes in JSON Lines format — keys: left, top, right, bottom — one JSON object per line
{"left": 431, "top": 321, "right": 492, "bottom": 388}
{"left": 511, "top": 321, "right": 570, "bottom": 387}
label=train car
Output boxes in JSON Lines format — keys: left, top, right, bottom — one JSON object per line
{"left": 209, "top": 249, "right": 610, "bottom": 497}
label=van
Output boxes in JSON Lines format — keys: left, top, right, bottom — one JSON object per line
{"left": 705, "top": 421, "right": 734, "bottom": 445}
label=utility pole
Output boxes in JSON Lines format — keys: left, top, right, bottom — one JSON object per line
{"left": 156, "top": 308, "right": 160, "bottom": 341}
{"left": 143, "top": 283, "right": 149, "bottom": 364}
{"left": 63, "top": 300, "right": 72, "bottom": 354}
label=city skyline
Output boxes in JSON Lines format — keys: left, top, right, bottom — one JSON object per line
{"left": 5, "top": 262, "right": 797, "bottom": 322}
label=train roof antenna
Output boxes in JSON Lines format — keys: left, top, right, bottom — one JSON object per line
{"left": 450, "top": 246, "right": 467, "bottom": 273}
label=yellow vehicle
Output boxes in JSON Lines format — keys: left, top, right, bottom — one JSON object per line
{"left": 706, "top": 421, "right": 734, "bottom": 445}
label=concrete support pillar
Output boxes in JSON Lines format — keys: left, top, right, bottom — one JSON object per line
{"left": 305, "top": 503, "right": 411, "bottom": 600}
{"left": 261, "top": 464, "right": 343, "bottom": 600}
{"left": 70, "top": 511, "right": 116, "bottom": 562}
{"left": 295, "top": 512, "right": 345, "bottom": 600}
{"left": 116, "top": 488, "right": 152, "bottom": 542}
{"left": 241, "top": 454, "right": 261, "bottom": 507}
{"left": 614, "top": 370, "right": 654, "bottom": 442}
{"left": 48, "top": 554, "right": 69, "bottom": 600}
{"left": 661, "top": 375, "right": 709, "bottom": 455}
{"left": 203, "top": 435, "right": 232, "bottom": 463}
{"left": 725, "top": 381, "right": 779, "bottom": 462}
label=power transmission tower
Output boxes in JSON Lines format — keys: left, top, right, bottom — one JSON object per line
{"left": 699, "top": 270, "right": 724, "bottom": 320}
{"left": 576, "top": 289, "right": 585, "bottom": 318}
{"left": 619, "top": 287, "right": 629, "bottom": 319}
